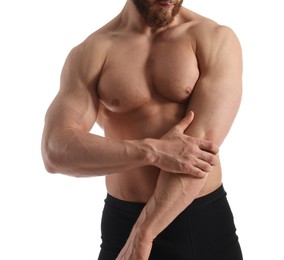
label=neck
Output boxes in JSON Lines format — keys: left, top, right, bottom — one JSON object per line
{"left": 120, "top": 0, "right": 182, "bottom": 34}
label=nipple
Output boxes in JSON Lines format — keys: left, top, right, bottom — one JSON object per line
{"left": 185, "top": 87, "right": 192, "bottom": 96}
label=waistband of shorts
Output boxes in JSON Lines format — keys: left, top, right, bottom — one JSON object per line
{"left": 189, "top": 184, "right": 226, "bottom": 209}
{"left": 105, "top": 184, "right": 226, "bottom": 213}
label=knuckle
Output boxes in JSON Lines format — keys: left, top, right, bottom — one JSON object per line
{"left": 211, "top": 155, "right": 218, "bottom": 165}
{"left": 211, "top": 143, "right": 219, "bottom": 154}
{"left": 194, "top": 170, "right": 207, "bottom": 178}
{"left": 203, "top": 164, "right": 211, "bottom": 172}
{"left": 182, "top": 163, "right": 192, "bottom": 172}
{"left": 208, "top": 155, "right": 215, "bottom": 165}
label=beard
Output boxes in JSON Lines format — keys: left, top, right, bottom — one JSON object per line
{"left": 131, "top": 0, "right": 183, "bottom": 29}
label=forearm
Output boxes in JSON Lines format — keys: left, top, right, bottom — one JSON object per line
{"left": 42, "top": 112, "right": 218, "bottom": 178}
{"left": 132, "top": 171, "right": 207, "bottom": 240}
{"left": 42, "top": 128, "right": 151, "bottom": 177}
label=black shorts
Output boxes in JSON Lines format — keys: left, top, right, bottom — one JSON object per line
{"left": 98, "top": 185, "right": 243, "bottom": 260}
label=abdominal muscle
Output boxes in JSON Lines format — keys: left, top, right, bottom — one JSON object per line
{"left": 99, "top": 101, "right": 222, "bottom": 203}
{"left": 105, "top": 164, "right": 222, "bottom": 203}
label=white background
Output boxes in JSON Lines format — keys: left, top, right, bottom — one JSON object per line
{"left": 1, "top": 0, "right": 283, "bottom": 259}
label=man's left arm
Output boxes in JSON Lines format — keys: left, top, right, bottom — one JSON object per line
{"left": 117, "top": 25, "right": 242, "bottom": 260}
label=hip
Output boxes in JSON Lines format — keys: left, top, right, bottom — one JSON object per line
{"left": 98, "top": 185, "right": 243, "bottom": 260}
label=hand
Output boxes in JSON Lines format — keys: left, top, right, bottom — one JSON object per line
{"left": 151, "top": 111, "right": 219, "bottom": 177}
{"left": 116, "top": 227, "right": 153, "bottom": 260}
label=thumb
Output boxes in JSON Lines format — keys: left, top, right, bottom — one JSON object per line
{"left": 175, "top": 111, "right": 194, "bottom": 132}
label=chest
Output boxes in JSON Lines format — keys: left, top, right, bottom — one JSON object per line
{"left": 97, "top": 38, "right": 199, "bottom": 112}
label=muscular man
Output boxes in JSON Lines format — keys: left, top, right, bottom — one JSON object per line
{"left": 41, "top": 0, "right": 243, "bottom": 259}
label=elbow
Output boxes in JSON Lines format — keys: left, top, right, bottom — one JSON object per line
{"left": 43, "top": 158, "right": 57, "bottom": 174}
{"left": 41, "top": 146, "right": 60, "bottom": 174}
{"left": 41, "top": 138, "right": 65, "bottom": 174}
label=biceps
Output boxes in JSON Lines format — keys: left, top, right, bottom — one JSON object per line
{"left": 185, "top": 79, "right": 242, "bottom": 146}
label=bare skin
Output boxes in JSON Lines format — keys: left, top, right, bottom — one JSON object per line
{"left": 41, "top": 0, "right": 242, "bottom": 259}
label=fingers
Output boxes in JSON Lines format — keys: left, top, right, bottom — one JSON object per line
{"left": 187, "top": 157, "right": 215, "bottom": 177}
{"left": 198, "top": 150, "right": 218, "bottom": 166}
{"left": 179, "top": 161, "right": 209, "bottom": 178}
{"left": 174, "top": 111, "right": 194, "bottom": 132}
{"left": 198, "top": 139, "right": 219, "bottom": 155}
{"left": 195, "top": 158, "right": 214, "bottom": 172}
{"left": 177, "top": 148, "right": 218, "bottom": 178}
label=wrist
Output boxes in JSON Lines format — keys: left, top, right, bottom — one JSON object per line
{"left": 132, "top": 221, "right": 156, "bottom": 243}
{"left": 132, "top": 197, "right": 162, "bottom": 240}
{"left": 134, "top": 138, "right": 159, "bottom": 167}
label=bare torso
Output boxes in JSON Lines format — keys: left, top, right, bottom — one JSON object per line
{"left": 41, "top": 4, "right": 242, "bottom": 258}
{"left": 94, "top": 8, "right": 222, "bottom": 202}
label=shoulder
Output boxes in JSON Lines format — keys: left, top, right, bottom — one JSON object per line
{"left": 69, "top": 13, "right": 124, "bottom": 63}
{"left": 61, "top": 16, "right": 125, "bottom": 87}
{"left": 69, "top": 30, "right": 111, "bottom": 63}
{"left": 75, "top": 15, "right": 123, "bottom": 57}
{"left": 181, "top": 9, "right": 239, "bottom": 44}
{"left": 62, "top": 30, "right": 113, "bottom": 84}
{"left": 182, "top": 9, "right": 241, "bottom": 62}
{"left": 179, "top": 8, "right": 242, "bottom": 71}
{"left": 193, "top": 22, "right": 241, "bottom": 60}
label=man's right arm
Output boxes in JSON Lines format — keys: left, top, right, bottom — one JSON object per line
{"left": 41, "top": 38, "right": 217, "bottom": 178}
{"left": 41, "top": 39, "right": 152, "bottom": 177}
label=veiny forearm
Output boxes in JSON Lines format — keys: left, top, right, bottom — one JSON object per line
{"left": 133, "top": 171, "right": 207, "bottom": 239}
{"left": 42, "top": 128, "right": 149, "bottom": 177}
